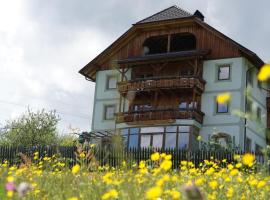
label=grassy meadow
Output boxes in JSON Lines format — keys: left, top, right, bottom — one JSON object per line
{"left": 0, "top": 149, "right": 270, "bottom": 200}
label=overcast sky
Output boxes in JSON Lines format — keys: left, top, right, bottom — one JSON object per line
{"left": 0, "top": 0, "right": 269, "bottom": 134}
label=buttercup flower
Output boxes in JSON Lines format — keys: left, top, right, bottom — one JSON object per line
{"left": 72, "top": 164, "right": 80, "bottom": 174}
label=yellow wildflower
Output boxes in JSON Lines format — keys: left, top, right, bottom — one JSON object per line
{"left": 226, "top": 187, "right": 234, "bottom": 198}
{"left": 7, "top": 191, "right": 13, "bottom": 198}
{"left": 242, "top": 153, "right": 255, "bottom": 167}
{"left": 101, "top": 189, "right": 118, "bottom": 200}
{"left": 79, "top": 152, "right": 85, "bottom": 158}
{"left": 230, "top": 169, "right": 239, "bottom": 176}
{"left": 67, "top": 197, "right": 78, "bottom": 200}
{"left": 257, "top": 63, "right": 270, "bottom": 81}
{"left": 151, "top": 152, "right": 160, "bottom": 161}
{"left": 165, "top": 154, "right": 172, "bottom": 160}
{"left": 146, "top": 186, "right": 162, "bottom": 199}
{"left": 209, "top": 180, "right": 218, "bottom": 190}
{"left": 197, "top": 135, "right": 202, "bottom": 141}
{"left": 160, "top": 160, "right": 172, "bottom": 171}
{"left": 216, "top": 92, "right": 231, "bottom": 104}
{"left": 257, "top": 180, "right": 266, "bottom": 188}
{"left": 170, "top": 190, "right": 181, "bottom": 200}
{"left": 71, "top": 164, "right": 80, "bottom": 174}
{"left": 181, "top": 160, "right": 187, "bottom": 166}
{"left": 139, "top": 161, "right": 146, "bottom": 169}
{"left": 236, "top": 163, "right": 242, "bottom": 168}
{"left": 6, "top": 176, "right": 14, "bottom": 182}
{"left": 195, "top": 178, "right": 204, "bottom": 186}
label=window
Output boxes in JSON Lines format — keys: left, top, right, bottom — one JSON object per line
{"left": 257, "top": 80, "right": 262, "bottom": 89}
{"left": 165, "top": 133, "right": 177, "bottom": 149}
{"left": 247, "top": 71, "right": 253, "bottom": 87}
{"left": 178, "top": 132, "right": 189, "bottom": 149}
{"left": 246, "top": 99, "right": 252, "bottom": 113}
{"left": 152, "top": 134, "right": 163, "bottom": 148}
{"left": 245, "top": 137, "right": 252, "bottom": 152}
{"left": 104, "top": 105, "right": 115, "bottom": 120}
{"left": 106, "top": 76, "right": 117, "bottom": 89}
{"left": 140, "top": 135, "right": 151, "bottom": 148}
{"left": 216, "top": 102, "right": 229, "bottom": 113}
{"left": 257, "top": 107, "right": 261, "bottom": 121}
{"left": 142, "top": 35, "right": 168, "bottom": 55}
{"left": 218, "top": 65, "right": 230, "bottom": 80}
{"left": 170, "top": 33, "right": 196, "bottom": 52}
{"left": 179, "top": 102, "right": 187, "bottom": 110}
{"left": 255, "top": 144, "right": 263, "bottom": 154}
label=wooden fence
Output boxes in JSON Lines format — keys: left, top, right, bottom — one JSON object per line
{"left": 0, "top": 146, "right": 268, "bottom": 169}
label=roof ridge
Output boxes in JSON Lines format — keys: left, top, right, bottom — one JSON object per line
{"left": 173, "top": 5, "right": 193, "bottom": 16}
{"left": 136, "top": 6, "right": 176, "bottom": 24}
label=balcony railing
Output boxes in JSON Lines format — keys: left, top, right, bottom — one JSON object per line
{"left": 118, "top": 76, "right": 206, "bottom": 94}
{"left": 116, "top": 109, "right": 204, "bottom": 124}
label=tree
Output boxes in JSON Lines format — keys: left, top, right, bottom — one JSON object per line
{"left": 0, "top": 109, "right": 60, "bottom": 146}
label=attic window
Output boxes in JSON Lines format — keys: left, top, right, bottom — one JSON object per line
{"left": 142, "top": 35, "right": 168, "bottom": 55}
{"left": 170, "top": 33, "right": 196, "bottom": 52}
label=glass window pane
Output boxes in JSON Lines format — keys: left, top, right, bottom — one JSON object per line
{"left": 130, "top": 128, "right": 139, "bottom": 134}
{"left": 141, "top": 127, "right": 164, "bottom": 133}
{"left": 120, "top": 129, "right": 129, "bottom": 136}
{"left": 179, "top": 126, "right": 190, "bottom": 132}
{"left": 218, "top": 66, "right": 230, "bottom": 80}
{"left": 152, "top": 134, "right": 163, "bottom": 148}
{"left": 105, "top": 106, "right": 115, "bottom": 120}
{"left": 179, "top": 102, "right": 187, "bottom": 110}
{"left": 165, "top": 133, "right": 176, "bottom": 149}
{"left": 217, "top": 103, "right": 228, "bottom": 113}
{"left": 140, "top": 135, "right": 151, "bottom": 148}
{"left": 166, "top": 126, "right": 177, "bottom": 132}
{"left": 129, "top": 134, "right": 138, "bottom": 148}
{"left": 107, "top": 76, "right": 117, "bottom": 89}
{"left": 178, "top": 132, "right": 189, "bottom": 149}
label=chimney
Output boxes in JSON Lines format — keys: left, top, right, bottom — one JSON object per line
{"left": 194, "top": 10, "right": 204, "bottom": 21}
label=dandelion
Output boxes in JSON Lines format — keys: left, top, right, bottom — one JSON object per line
{"left": 151, "top": 152, "right": 160, "bottom": 161}
{"left": 257, "top": 63, "right": 270, "bottom": 81}
{"left": 242, "top": 153, "right": 255, "bottom": 167}
{"left": 209, "top": 180, "right": 218, "bottom": 190}
{"left": 71, "top": 164, "right": 80, "bottom": 174}
{"left": 226, "top": 187, "right": 234, "bottom": 198}
{"left": 6, "top": 191, "right": 13, "bottom": 198}
{"left": 160, "top": 160, "right": 172, "bottom": 171}
{"left": 101, "top": 189, "right": 118, "bottom": 200}
{"left": 257, "top": 180, "right": 266, "bottom": 188}
{"left": 216, "top": 92, "right": 231, "bottom": 104}
{"left": 146, "top": 186, "right": 162, "bottom": 199}
{"left": 79, "top": 152, "right": 86, "bottom": 158}
{"left": 67, "top": 197, "right": 78, "bottom": 200}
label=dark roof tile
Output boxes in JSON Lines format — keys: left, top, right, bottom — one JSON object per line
{"left": 136, "top": 6, "right": 192, "bottom": 24}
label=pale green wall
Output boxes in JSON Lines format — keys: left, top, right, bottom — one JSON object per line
{"left": 92, "top": 69, "right": 131, "bottom": 131}
{"left": 92, "top": 69, "right": 120, "bottom": 131}
{"left": 200, "top": 57, "right": 245, "bottom": 148}
{"left": 200, "top": 57, "right": 266, "bottom": 150}
{"left": 91, "top": 58, "right": 267, "bottom": 150}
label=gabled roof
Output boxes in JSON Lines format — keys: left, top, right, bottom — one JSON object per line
{"left": 136, "top": 6, "right": 192, "bottom": 24}
{"left": 79, "top": 6, "right": 264, "bottom": 82}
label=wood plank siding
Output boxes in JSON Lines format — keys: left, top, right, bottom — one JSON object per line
{"left": 101, "top": 23, "right": 240, "bottom": 70}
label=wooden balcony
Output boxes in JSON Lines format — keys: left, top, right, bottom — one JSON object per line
{"left": 116, "top": 109, "right": 204, "bottom": 124}
{"left": 118, "top": 76, "right": 205, "bottom": 94}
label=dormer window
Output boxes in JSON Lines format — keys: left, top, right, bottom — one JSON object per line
{"left": 142, "top": 35, "right": 168, "bottom": 55}
{"left": 170, "top": 33, "right": 196, "bottom": 52}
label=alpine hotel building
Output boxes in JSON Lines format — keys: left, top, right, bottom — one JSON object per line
{"left": 80, "top": 6, "right": 268, "bottom": 151}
